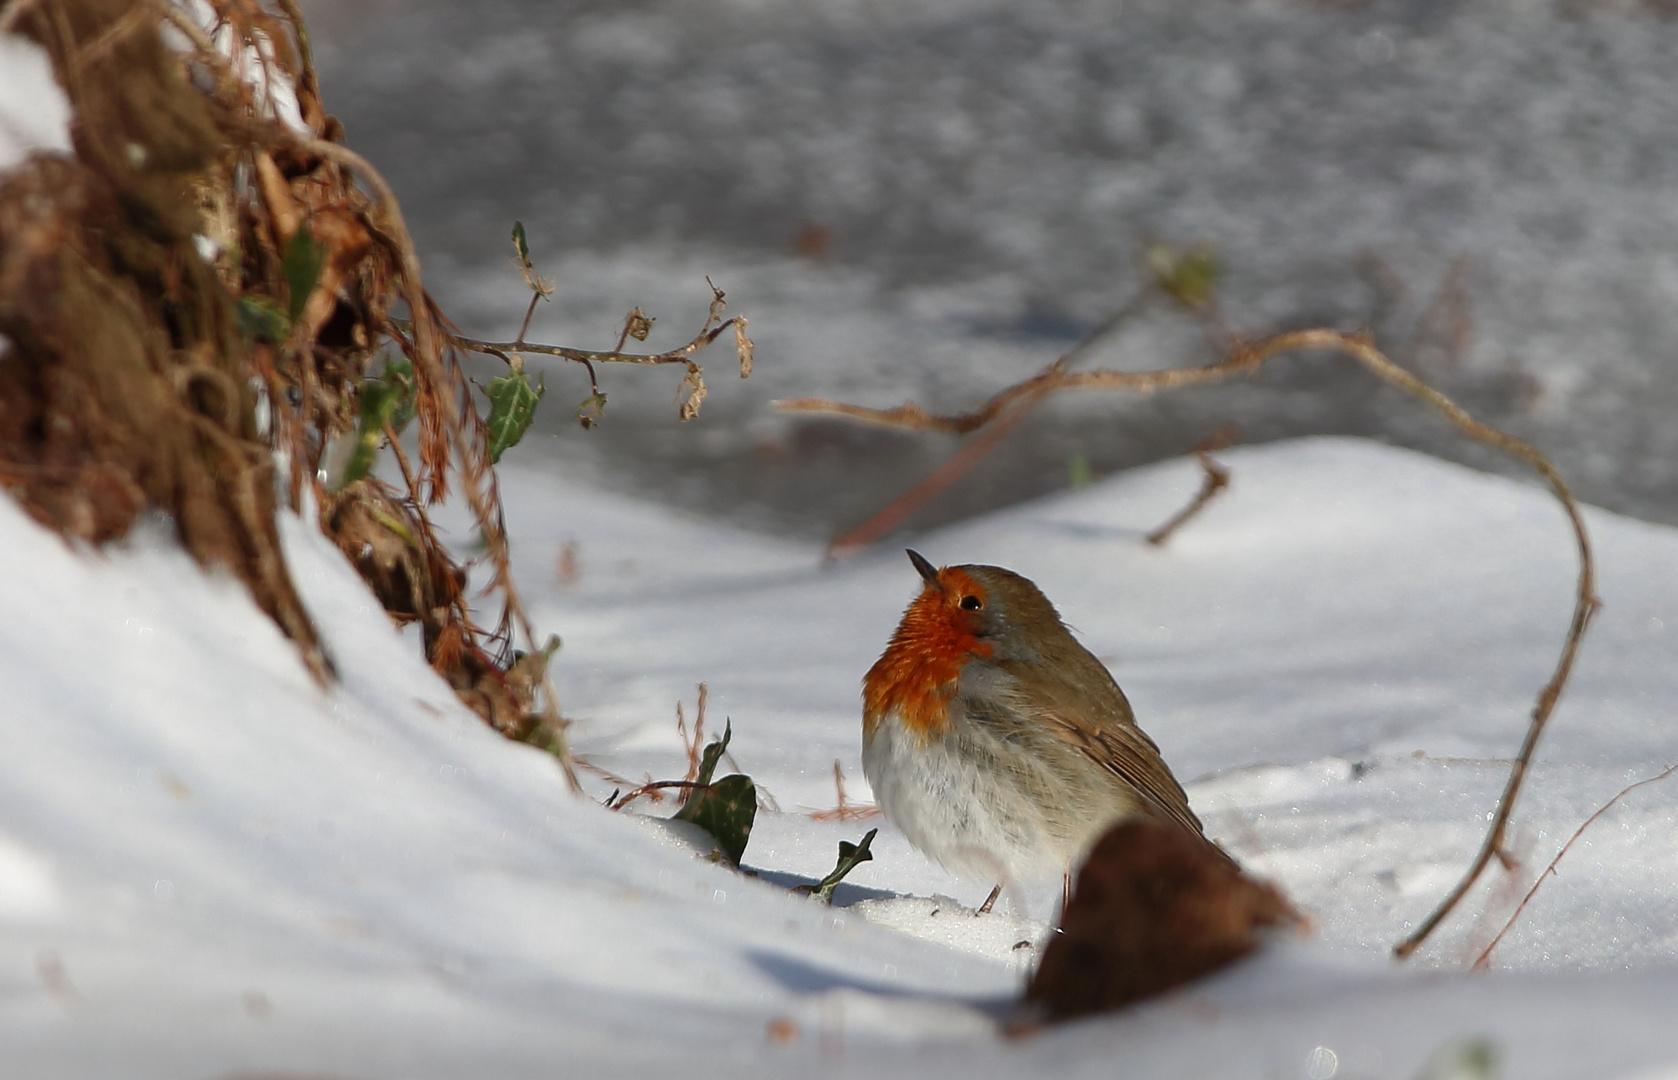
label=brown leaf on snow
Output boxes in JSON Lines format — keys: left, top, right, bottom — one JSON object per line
{"left": 1024, "top": 819, "right": 1302, "bottom": 1021}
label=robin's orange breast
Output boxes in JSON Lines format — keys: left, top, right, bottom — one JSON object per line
{"left": 863, "top": 570, "right": 993, "bottom": 741}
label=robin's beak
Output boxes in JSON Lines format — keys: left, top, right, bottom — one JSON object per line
{"left": 905, "top": 549, "right": 940, "bottom": 586}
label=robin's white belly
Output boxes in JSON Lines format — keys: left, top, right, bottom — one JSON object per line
{"left": 862, "top": 709, "right": 1077, "bottom": 885}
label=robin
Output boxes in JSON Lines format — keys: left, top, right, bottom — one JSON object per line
{"left": 862, "top": 550, "right": 1222, "bottom": 912}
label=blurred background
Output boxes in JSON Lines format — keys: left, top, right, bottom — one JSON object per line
{"left": 298, "top": 0, "right": 1678, "bottom": 538}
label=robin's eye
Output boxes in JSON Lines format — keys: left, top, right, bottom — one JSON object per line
{"left": 960, "top": 595, "right": 982, "bottom": 610}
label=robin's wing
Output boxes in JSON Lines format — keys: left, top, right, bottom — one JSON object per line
{"left": 1001, "top": 648, "right": 1212, "bottom": 845}
{"left": 1047, "top": 717, "right": 1209, "bottom": 841}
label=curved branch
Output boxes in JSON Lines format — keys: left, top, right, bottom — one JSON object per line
{"left": 781, "top": 327, "right": 1599, "bottom": 960}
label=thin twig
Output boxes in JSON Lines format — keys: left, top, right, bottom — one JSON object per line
{"left": 516, "top": 291, "right": 542, "bottom": 347}
{"left": 773, "top": 286, "right": 1228, "bottom": 435}
{"left": 826, "top": 395, "right": 1041, "bottom": 558}
{"left": 271, "top": 0, "right": 317, "bottom": 89}
{"left": 609, "top": 779, "right": 707, "bottom": 812}
{"left": 823, "top": 289, "right": 1152, "bottom": 555}
{"left": 1472, "top": 762, "right": 1678, "bottom": 969}
{"left": 381, "top": 421, "right": 416, "bottom": 491}
{"left": 1145, "top": 422, "right": 1239, "bottom": 546}
{"left": 809, "top": 759, "right": 882, "bottom": 822}
{"left": 147, "top": 0, "right": 214, "bottom": 51}
{"left": 776, "top": 341, "right": 1242, "bottom": 433}
{"left": 784, "top": 328, "right": 1598, "bottom": 960}
{"left": 452, "top": 320, "right": 742, "bottom": 370}
{"left": 679, "top": 683, "right": 709, "bottom": 786}
{"left": 575, "top": 757, "right": 636, "bottom": 790}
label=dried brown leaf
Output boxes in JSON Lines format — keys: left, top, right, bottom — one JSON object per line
{"left": 677, "top": 363, "right": 707, "bottom": 421}
{"left": 733, "top": 316, "right": 753, "bottom": 379}
{"left": 623, "top": 307, "right": 654, "bottom": 342}
{"left": 1025, "top": 820, "right": 1300, "bottom": 1020}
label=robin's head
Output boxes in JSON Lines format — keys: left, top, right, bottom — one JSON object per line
{"left": 864, "top": 551, "right": 1068, "bottom": 735}
{"left": 902, "top": 549, "right": 1065, "bottom": 662}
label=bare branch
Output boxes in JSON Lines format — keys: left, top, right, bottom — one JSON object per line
{"left": 777, "top": 289, "right": 1150, "bottom": 434}
{"left": 826, "top": 395, "right": 1041, "bottom": 558}
{"left": 1145, "top": 422, "right": 1238, "bottom": 546}
{"left": 453, "top": 318, "right": 744, "bottom": 371}
{"left": 609, "top": 779, "right": 707, "bottom": 812}
{"left": 822, "top": 289, "right": 1154, "bottom": 555}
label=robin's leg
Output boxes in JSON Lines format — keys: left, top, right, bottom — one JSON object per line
{"left": 1062, "top": 873, "right": 1071, "bottom": 912}
{"left": 978, "top": 884, "right": 1002, "bottom": 914}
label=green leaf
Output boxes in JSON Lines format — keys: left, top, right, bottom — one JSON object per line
{"left": 283, "top": 225, "right": 326, "bottom": 322}
{"left": 673, "top": 721, "right": 757, "bottom": 866}
{"left": 511, "top": 220, "right": 552, "bottom": 297}
{"left": 804, "top": 828, "right": 877, "bottom": 903}
{"left": 676, "top": 774, "right": 757, "bottom": 866}
{"left": 483, "top": 368, "right": 545, "bottom": 463}
{"left": 685, "top": 719, "right": 732, "bottom": 795}
{"left": 512, "top": 220, "right": 533, "bottom": 271}
{"left": 235, "top": 296, "right": 290, "bottom": 342}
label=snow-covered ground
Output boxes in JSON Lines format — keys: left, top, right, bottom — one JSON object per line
{"left": 5, "top": 436, "right": 1678, "bottom": 1078}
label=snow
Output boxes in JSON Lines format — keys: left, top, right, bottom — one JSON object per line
{"left": 0, "top": 34, "right": 73, "bottom": 170}
{"left": 5, "top": 436, "right": 1678, "bottom": 1076}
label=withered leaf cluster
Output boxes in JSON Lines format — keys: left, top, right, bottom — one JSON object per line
{"left": 0, "top": 0, "right": 547, "bottom": 738}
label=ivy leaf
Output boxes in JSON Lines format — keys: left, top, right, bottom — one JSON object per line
{"left": 677, "top": 774, "right": 756, "bottom": 866}
{"left": 684, "top": 719, "right": 732, "bottom": 794}
{"left": 235, "top": 296, "right": 290, "bottom": 342}
{"left": 801, "top": 828, "right": 878, "bottom": 904}
{"left": 484, "top": 367, "right": 544, "bottom": 463}
{"left": 673, "top": 720, "right": 757, "bottom": 866}
{"left": 283, "top": 225, "right": 325, "bottom": 322}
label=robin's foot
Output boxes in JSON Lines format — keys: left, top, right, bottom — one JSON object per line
{"left": 978, "top": 884, "right": 1002, "bottom": 914}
